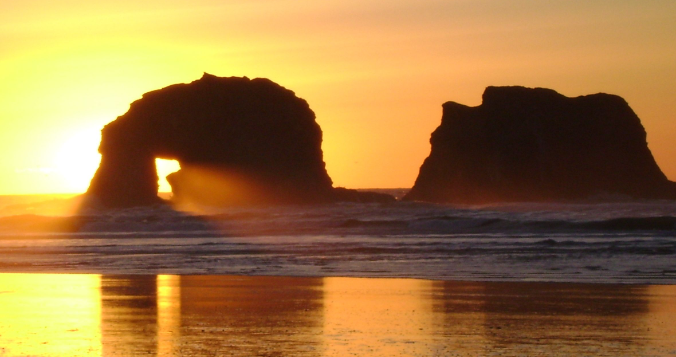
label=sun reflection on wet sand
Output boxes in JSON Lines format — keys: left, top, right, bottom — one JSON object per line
{"left": 166, "top": 275, "right": 325, "bottom": 355}
{"left": 101, "top": 275, "right": 158, "bottom": 356}
{"left": 157, "top": 275, "right": 181, "bottom": 356}
{"left": 0, "top": 274, "right": 675, "bottom": 356}
{"left": 645, "top": 285, "right": 676, "bottom": 355}
{"left": 0, "top": 273, "right": 102, "bottom": 356}
{"left": 321, "top": 277, "right": 440, "bottom": 356}
{"left": 430, "top": 281, "right": 658, "bottom": 356}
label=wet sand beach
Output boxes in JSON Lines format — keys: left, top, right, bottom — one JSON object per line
{"left": 0, "top": 274, "right": 675, "bottom": 356}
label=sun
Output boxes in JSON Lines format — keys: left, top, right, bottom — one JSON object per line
{"left": 53, "top": 129, "right": 181, "bottom": 194}
{"left": 53, "top": 129, "right": 102, "bottom": 193}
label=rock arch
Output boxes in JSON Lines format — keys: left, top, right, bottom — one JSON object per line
{"left": 86, "top": 74, "right": 391, "bottom": 207}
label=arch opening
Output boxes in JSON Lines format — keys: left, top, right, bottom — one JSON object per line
{"left": 155, "top": 158, "right": 180, "bottom": 196}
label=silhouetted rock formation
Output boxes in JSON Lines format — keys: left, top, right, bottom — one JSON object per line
{"left": 404, "top": 86, "right": 676, "bottom": 203}
{"left": 87, "top": 74, "right": 394, "bottom": 207}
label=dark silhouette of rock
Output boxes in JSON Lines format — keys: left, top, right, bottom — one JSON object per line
{"left": 404, "top": 86, "right": 676, "bottom": 203}
{"left": 87, "top": 74, "right": 394, "bottom": 207}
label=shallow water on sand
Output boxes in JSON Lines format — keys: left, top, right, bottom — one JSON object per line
{"left": 0, "top": 273, "right": 675, "bottom": 356}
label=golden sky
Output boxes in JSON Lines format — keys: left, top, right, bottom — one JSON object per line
{"left": 1, "top": 0, "right": 675, "bottom": 194}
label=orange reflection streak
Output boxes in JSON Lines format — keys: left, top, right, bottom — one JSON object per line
{"left": 321, "top": 277, "right": 440, "bottom": 356}
{"left": 0, "top": 274, "right": 102, "bottom": 356}
{"left": 157, "top": 275, "right": 181, "bottom": 357}
{"left": 645, "top": 285, "right": 676, "bottom": 353}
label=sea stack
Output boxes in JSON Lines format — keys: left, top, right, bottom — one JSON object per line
{"left": 404, "top": 86, "right": 676, "bottom": 203}
{"left": 87, "top": 74, "right": 394, "bottom": 207}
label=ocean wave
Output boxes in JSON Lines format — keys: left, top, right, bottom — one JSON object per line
{"left": 407, "top": 215, "right": 676, "bottom": 234}
{"left": 0, "top": 198, "right": 674, "bottom": 237}
{"left": 1, "top": 195, "right": 675, "bottom": 283}
{"left": 0, "top": 214, "right": 674, "bottom": 238}
{"left": 580, "top": 216, "right": 676, "bottom": 231}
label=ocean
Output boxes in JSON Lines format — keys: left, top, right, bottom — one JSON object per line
{"left": 1, "top": 191, "right": 675, "bottom": 284}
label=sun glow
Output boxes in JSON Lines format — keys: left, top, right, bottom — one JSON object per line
{"left": 54, "top": 128, "right": 102, "bottom": 194}
{"left": 51, "top": 130, "right": 180, "bottom": 194}
{"left": 0, "top": 1, "right": 674, "bottom": 194}
{"left": 0, "top": 274, "right": 102, "bottom": 356}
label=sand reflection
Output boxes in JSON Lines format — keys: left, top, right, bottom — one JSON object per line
{"left": 101, "top": 275, "right": 158, "bottom": 355}
{"left": 0, "top": 273, "right": 102, "bottom": 356}
{"left": 174, "top": 275, "right": 324, "bottom": 356}
{"left": 645, "top": 285, "right": 676, "bottom": 354}
{"left": 99, "top": 275, "right": 324, "bottom": 356}
{"left": 431, "top": 281, "right": 657, "bottom": 355}
{"left": 0, "top": 274, "right": 675, "bottom": 356}
{"left": 321, "top": 277, "right": 441, "bottom": 356}
{"left": 157, "top": 275, "right": 181, "bottom": 356}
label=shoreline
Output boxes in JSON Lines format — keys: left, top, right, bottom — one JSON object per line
{"left": 1, "top": 271, "right": 675, "bottom": 287}
{"left": 1, "top": 233, "right": 674, "bottom": 285}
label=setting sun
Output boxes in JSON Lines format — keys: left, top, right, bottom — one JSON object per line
{"left": 53, "top": 129, "right": 101, "bottom": 194}
{"left": 0, "top": 1, "right": 674, "bottom": 194}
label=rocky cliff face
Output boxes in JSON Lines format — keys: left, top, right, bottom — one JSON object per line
{"left": 87, "top": 74, "right": 393, "bottom": 207}
{"left": 404, "top": 86, "right": 676, "bottom": 203}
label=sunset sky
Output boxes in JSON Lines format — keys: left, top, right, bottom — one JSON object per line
{"left": 1, "top": 0, "right": 675, "bottom": 194}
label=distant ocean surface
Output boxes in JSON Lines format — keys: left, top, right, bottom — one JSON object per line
{"left": 0, "top": 190, "right": 675, "bottom": 284}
